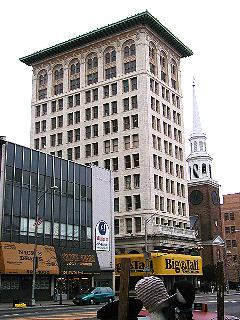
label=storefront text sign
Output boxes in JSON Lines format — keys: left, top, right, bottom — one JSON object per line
{"left": 115, "top": 253, "right": 202, "bottom": 276}
{"left": 0, "top": 242, "right": 59, "bottom": 274}
{"left": 95, "top": 220, "right": 110, "bottom": 251}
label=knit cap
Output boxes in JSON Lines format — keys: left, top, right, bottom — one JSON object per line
{"left": 135, "top": 276, "right": 174, "bottom": 313}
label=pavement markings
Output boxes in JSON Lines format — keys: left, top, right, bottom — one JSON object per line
{"left": 12, "top": 311, "right": 97, "bottom": 320}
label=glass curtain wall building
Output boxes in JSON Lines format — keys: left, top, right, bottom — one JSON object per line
{"left": 2, "top": 141, "right": 92, "bottom": 247}
{"left": 0, "top": 138, "right": 114, "bottom": 302}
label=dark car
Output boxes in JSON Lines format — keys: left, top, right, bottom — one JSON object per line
{"left": 73, "top": 287, "right": 115, "bottom": 305}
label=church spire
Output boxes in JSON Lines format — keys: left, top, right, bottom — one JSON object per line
{"left": 192, "top": 79, "right": 203, "bottom": 135}
{"left": 187, "top": 80, "right": 214, "bottom": 183}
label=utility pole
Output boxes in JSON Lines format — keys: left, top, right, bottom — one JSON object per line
{"left": 118, "top": 258, "right": 130, "bottom": 320}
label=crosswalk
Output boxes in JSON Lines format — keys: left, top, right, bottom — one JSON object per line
{"left": 5, "top": 310, "right": 97, "bottom": 320}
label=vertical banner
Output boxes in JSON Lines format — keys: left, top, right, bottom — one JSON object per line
{"left": 95, "top": 220, "right": 110, "bottom": 251}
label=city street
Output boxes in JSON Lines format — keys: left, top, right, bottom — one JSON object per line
{"left": 0, "top": 304, "right": 100, "bottom": 319}
{"left": 195, "top": 291, "right": 240, "bottom": 318}
{"left": 0, "top": 292, "right": 240, "bottom": 319}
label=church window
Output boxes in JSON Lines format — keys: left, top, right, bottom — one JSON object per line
{"left": 199, "top": 141, "right": 203, "bottom": 151}
{"left": 202, "top": 163, "right": 207, "bottom": 174}
{"left": 209, "top": 164, "right": 212, "bottom": 178}
{"left": 194, "top": 141, "right": 197, "bottom": 152}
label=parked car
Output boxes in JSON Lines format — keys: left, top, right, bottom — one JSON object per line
{"left": 72, "top": 287, "right": 115, "bottom": 305}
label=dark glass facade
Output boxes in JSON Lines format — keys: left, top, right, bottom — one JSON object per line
{"left": 1, "top": 142, "right": 93, "bottom": 249}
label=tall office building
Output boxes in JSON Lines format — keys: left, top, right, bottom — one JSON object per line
{"left": 21, "top": 11, "right": 195, "bottom": 253}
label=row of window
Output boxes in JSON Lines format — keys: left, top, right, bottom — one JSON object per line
{"left": 153, "top": 155, "right": 185, "bottom": 178}
{"left": 114, "top": 216, "right": 188, "bottom": 235}
{"left": 155, "top": 195, "right": 186, "bottom": 215}
{"left": 150, "top": 80, "right": 180, "bottom": 107}
{"left": 154, "top": 175, "right": 185, "bottom": 197}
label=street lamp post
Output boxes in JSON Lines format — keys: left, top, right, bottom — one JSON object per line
{"left": 144, "top": 212, "right": 159, "bottom": 276}
{"left": 30, "top": 185, "right": 58, "bottom": 306}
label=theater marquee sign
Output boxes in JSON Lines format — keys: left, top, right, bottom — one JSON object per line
{"left": 0, "top": 242, "right": 59, "bottom": 275}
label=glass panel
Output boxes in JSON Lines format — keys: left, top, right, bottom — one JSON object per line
{"left": 54, "top": 158, "right": 61, "bottom": 179}
{"left": 39, "top": 153, "right": 46, "bottom": 175}
{"left": 6, "top": 143, "right": 15, "bottom": 166}
{"left": 21, "top": 188, "right": 29, "bottom": 217}
{"left": 31, "top": 151, "right": 39, "bottom": 173}
{"left": 46, "top": 155, "right": 53, "bottom": 177}
{"left": 44, "top": 221, "right": 51, "bottom": 235}
{"left": 13, "top": 185, "right": 21, "bottom": 216}
{"left": 23, "top": 147, "right": 31, "bottom": 171}
{"left": 69, "top": 162, "right": 74, "bottom": 182}
{"left": 15, "top": 145, "right": 23, "bottom": 169}
{"left": 4, "top": 182, "right": 13, "bottom": 214}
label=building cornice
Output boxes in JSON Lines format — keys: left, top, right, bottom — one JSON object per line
{"left": 188, "top": 179, "right": 220, "bottom": 189}
{"left": 20, "top": 11, "right": 193, "bottom": 66}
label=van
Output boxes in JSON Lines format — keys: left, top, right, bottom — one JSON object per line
{"left": 72, "top": 287, "right": 115, "bottom": 305}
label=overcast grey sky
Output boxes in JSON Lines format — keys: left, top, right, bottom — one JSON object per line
{"left": 1, "top": 0, "right": 239, "bottom": 196}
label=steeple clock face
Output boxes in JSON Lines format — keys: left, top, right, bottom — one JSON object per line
{"left": 189, "top": 190, "right": 203, "bottom": 205}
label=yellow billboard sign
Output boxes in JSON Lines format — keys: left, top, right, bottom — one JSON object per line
{"left": 115, "top": 253, "right": 202, "bottom": 276}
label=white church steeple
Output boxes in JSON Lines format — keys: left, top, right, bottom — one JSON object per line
{"left": 187, "top": 80, "right": 214, "bottom": 183}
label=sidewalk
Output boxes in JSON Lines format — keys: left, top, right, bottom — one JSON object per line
{"left": 0, "top": 299, "right": 74, "bottom": 311}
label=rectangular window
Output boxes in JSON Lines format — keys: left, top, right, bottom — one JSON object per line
{"left": 111, "top": 119, "right": 118, "bottom": 133}
{"left": 124, "top": 136, "right": 130, "bottom": 150}
{"left": 35, "top": 122, "right": 40, "bottom": 134}
{"left": 92, "top": 88, "right": 98, "bottom": 101}
{"left": 58, "top": 99, "right": 63, "bottom": 110}
{"left": 74, "top": 146, "right": 80, "bottom": 160}
{"left": 42, "top": 103, "right": 47, "bottom": 115}
{"left": 123, "top": 116, "right": 130, "bottom": 130}
{"left": 112, "top": 157, "right": 118, "bottom": 171}
{"left": 67, "top": 148, "right": 72, "bottom": 160}
{"left": 75, "top": 111, "right": 80, "bottom": 124}
{"left": 230, "top": 212, "right": 235, "bottom": 220}
{"left": 124, "top": 155, "right": 131, "bottom": 169}
{"left": 85, "top": 144, "right": 91, "bottom": 158}
{"left": 34, "top": 138, "right": 39, "bottom": 150}
{"left": 35, "top": 105, "right": 41, "bottom": 117}
{"left": 125, "top": 197, "right": 132, "bottom": 211}
{"left": 133, "top": 174, "right": 140, "bottom": 188}
{"left": 51, "top": 101, "right": 56, "bottom": 113}
{"left": 75, "top": 128, "right": 80, "bottom": 142}
{"left": 68, "top": 96, "right": 73, "bottom": 108}
{"left": 103, "top": 103, "right": 110, "bottom": 116}
{"left": 135, "top": 217, "right": 141, "bottom": 233}
{"left": 132, "top": 134, "right": 139, "bottom": 148}
{"left": 134, "top": 195, "right": 141, "bottom": 209}
{"left": 114, "top": 218, "right": 119, "bottom": 233}
{"left": 57, "top": 150, "right": 62, "bottom": 158}
{"left": 67, "top": 113, "right": 73, "bottom": 126}
{"left": 123, "top": 98, "right": 129, "bottom": 111}
{"left": 92, "top": 106, "right": 98, "bottom": 119}
{"left": 104, "top": 121, "right": 110, "bottom": 134}
{"left": 75, "top": 93, "right": 80, "bottom": 106}
{"left": 126, "top": 218, "right": 132, "bottom": 233}
{"left": 131, "top": 77, "right": 137, "bottom": 90}
{"left": 132, "top": 114, "right": 138, "bottom": 128}
{"left": 112, "top": 138, "right": 118, "bottom": 152}
{"left": 111, "top": 83, "right": 117, "bottom": 96}
{"left": 114, "top": 177, "right": 119, "bottom": 191}
{"left": 133, "top": 153, "right": 139, "bottom": 167}
{"left": 124, "top": 175, "right": 131, "bottom": 190}
{"left": 57, "top": 133, "right": 62, "bottom": 145}
{"left": 123, "top": 79, "right": 129, "bottom": 93}
{"left": 114, "top": 199, "right": 119, "bottom": 213}
{"left": 67, "top": 130, "right": 73, "bottom": 143}
{"left": 131, "top": 96, "right": 138, "bottom": 109}
{"left": 111, "top": 101, "right": 117, "bottom": 114}
{"left": 85, "top": 108, "right": 91, "bottom": 120}
{"left": 104, "top": 140, "right": 110, "bottom": 154}
{"left": 103, "top": 85, "right": 109, "bottom": 98}
{"left": 92, "top": 124, "right": 98, "bottom": 137}
{"left": 92, "top": 142, "right": 98, "bottom": 156}
{"left": 124, "top": 60, "right": 136, "bottom": 74}
{"left": 85, "top": 126, "right": 91, "bottom": 139}
{"left": 104, "top": 159, "right": 110, "bottom": 170}
{"left": 85, "top": 90, "right": 91, "bottom": 103}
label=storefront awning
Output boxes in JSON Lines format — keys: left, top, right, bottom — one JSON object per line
{"left": 55, "top": 247, "right": 100, "bottom": 275}
{"left": 0, "top": 242, "right": 59, "bottom": 275}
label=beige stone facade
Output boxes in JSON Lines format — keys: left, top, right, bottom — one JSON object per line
{"left": 25, "top": 15, "right": 195, "bottom": 253}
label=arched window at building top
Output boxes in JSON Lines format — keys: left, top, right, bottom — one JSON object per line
{"left": 170, "top": 58, "right": 178, "bottom": 90}
{"left": 69, "top": 59, "right": 80, "bottom": 91}
{"left": 104, "top": 47, "right": 117, "bottom": 80}
{"left": 52, "top": 64, "right": 64, "bottom": 96}
{"left": 160, "top": 50, "right": 168, "bottom": 83}
{"left": 194, "top": 141, "right": 197, "bottom": 152}
{"left": 149, "top": 42, "right": 157, "bottom": 75}
{"left": 199, "top": 141, "right": 203, "bottom": 151}
{"left": 122, "top": 40, "right": 136, "bottom": 74}
{"left": 37, "top": 69, "right": 48, "bottom": 100}
{"left": 70, "top": 59, "right": 80, "bottom": 75}
{"left": 105, "top": 47, "right": 116, "bottom": 64}
{"left": 86, "top": 52, "right": 98, "bottom": 85}
{"left": 38, "top": 70, "right": 48, "bottom": 86}
{"left": 53, "top": 64, "right": 63, "bottom": 81}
